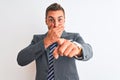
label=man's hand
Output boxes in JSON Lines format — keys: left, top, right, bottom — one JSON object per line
{"left": 53, "top": 39, "right": 82, "bottom": 59}
{"left": 44, "top": 26, "right": 64, "bottom": 48}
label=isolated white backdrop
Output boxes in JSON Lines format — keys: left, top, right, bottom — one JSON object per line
{"left": 0, "top": 0, "right": 120, "bottom": 80}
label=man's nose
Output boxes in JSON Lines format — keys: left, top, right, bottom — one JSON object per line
{"left": 54, "top": 21, "right": 59, "bottom": 27}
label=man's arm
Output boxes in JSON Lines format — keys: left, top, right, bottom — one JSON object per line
{"left": 17, "top": 35, "right": 46, "bottom": 66}
{"left": 53, "top": 33, "right": 93, "bottom": 61}
{"left": 73, "top": 33, "right": 93, "bottom": 61}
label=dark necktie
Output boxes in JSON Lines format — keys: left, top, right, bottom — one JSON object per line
{"left": 47, "top": 42, "right": 58, "bottom": 80}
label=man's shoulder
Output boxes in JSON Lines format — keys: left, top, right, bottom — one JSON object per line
{"left": 65, "top": 31, "right": 80, "bottom": 36}
{"left": 63, "top": 31, "right": 80, "bottom": 41}
{"left": 34, "top": 34, "right": 45, "bottom": 37}
{"left": 32, "top": 33, "right": 46, "bottom": 40}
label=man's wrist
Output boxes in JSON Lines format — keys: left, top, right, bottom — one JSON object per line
{"left": 44, "top": 38, "right": 52, "bottom": 49}
{"left": 73, "top": 41, "right": 83, "bottom": 57}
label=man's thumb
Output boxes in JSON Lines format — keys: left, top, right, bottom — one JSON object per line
{"left": 53, "top": 47, "right": 59, "bottom": 59}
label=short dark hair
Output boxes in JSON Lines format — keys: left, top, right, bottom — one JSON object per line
{"left": 45, "top": 3, "right": 65, "bottom": 18}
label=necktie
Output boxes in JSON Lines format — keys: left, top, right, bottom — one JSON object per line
{"left": 47, "top": 42, "right": 58, "bottom": 80}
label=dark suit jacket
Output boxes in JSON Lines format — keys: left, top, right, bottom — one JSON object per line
{"left": 17, "top": 31, "right": 93, "bottom": 80}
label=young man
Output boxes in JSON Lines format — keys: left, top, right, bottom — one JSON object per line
{"left": 17, "top": 3, "right": 93, "bottom": 80}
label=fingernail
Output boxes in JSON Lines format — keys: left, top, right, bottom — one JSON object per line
{"left": 55, "top": 55, "right": 59, "bottom": 59}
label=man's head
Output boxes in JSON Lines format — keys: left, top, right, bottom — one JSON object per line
{"left": 45, "top": 3, "right": 65, "bottom": 29}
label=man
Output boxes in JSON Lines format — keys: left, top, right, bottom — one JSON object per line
{"left": 17, "top": 3, "right": 93, "bottom": 80}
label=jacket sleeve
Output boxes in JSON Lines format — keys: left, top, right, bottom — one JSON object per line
{"left": 74, "top": 33, "right": 93, "bottom": 61}
{"left": 17, "top": 35, "right": 46, "bottom": 66}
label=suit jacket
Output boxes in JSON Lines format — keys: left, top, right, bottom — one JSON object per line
{"left": 17, "top": 31, "right": 93, "bottom": 80}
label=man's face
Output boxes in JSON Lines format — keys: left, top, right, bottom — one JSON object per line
{"left": 46, "top": 10, "right": 65, "bottom": 30}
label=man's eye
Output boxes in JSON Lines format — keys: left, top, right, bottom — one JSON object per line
{"left": 49, "top": 19, "right": 53, "bottom": 22}
{"left": 49, "top": 19, "right": 54, "bottom": 22}
{"left": 58, "top": 19, "right": 62, "bottom": 22}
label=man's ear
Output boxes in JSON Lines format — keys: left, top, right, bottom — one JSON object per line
{"left": 45, "top": 19, "right": 47, "bottom": 25}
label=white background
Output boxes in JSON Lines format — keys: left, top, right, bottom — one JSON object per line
{"left": 0, "top": 0, "right": 120, "bottom": 80}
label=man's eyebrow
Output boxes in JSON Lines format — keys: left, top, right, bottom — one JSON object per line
{"left": 48, "top": 16, "right": 63, "bottom": 19}
{"left": 58, "top": 16, "right": 63, "bottom": 18}
{"left": 48, "top": 16, "right": 54, "bottom": 19}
